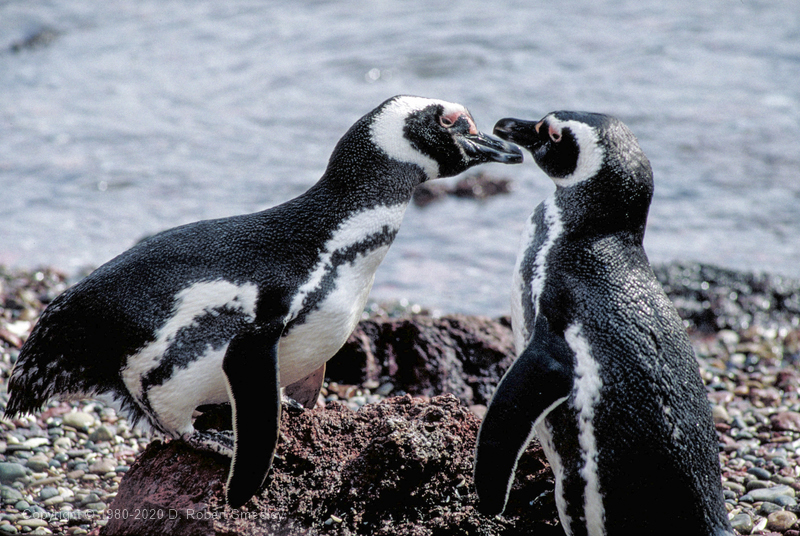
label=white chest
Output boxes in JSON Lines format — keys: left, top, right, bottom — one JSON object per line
{"left": 512, "top": 197, "right": 563, "bottom": 355}
{"left": 278, "top": 203, "right": 407, "bottom": 385}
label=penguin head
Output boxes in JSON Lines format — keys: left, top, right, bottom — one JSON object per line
{"left": 494, "top": 111, "right": 654, "bottom": 238}
{"left": 370, "top": 95, "right": 522, "bottom": 181}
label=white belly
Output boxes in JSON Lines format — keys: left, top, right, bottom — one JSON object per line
{"left": 278, "top": 244, "right": 388, "bottom": 386}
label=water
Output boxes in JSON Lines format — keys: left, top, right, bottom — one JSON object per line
{"left": 1, "top": 0, "right": 799, "bottom": 317}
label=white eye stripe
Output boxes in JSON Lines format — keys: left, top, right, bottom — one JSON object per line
{"left": 369, "top": 96, "right": 460, "bottom": 180}
{"left": 546, "top": 116, "right": 604, "bottom": 187}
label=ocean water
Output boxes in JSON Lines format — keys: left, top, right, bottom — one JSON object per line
{"left": 1, "top": 0, "right": 799, "bottom": 316}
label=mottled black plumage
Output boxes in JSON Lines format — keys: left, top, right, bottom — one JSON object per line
{"left": 475, "top": 112, "right": 732, "bottom": 535}
{"left": 6, "top": 95, "right": 521, "bottom": 508}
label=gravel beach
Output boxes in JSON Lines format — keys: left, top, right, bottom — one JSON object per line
{"left": 2, "top": 264, "right": 800, "bottom": 535}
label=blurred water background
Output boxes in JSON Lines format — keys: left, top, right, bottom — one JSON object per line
{"left": 1, "top": 0, "right": 799, "bottom": 316}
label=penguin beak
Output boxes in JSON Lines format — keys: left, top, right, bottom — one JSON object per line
{"left": 458, "top": 131, "right": 523, "bottom": 165}
{"left": 493, "top": 118, "right": 543, "bottom": 152}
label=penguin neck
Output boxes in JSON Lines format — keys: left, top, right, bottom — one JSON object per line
{"left": 553, "top": 181, "right": 650, "bottom": 246}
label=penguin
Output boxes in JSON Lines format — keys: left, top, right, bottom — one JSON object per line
{"left": 474, "top": 111, "right": 733, "bottom": 535}
{"left": 5, "top": 95, "right": 522, "bottom": 509}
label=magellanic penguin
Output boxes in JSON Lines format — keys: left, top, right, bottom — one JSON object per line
{"left": 474, "top": 112, "right": 733, "bottom": 535}
{"left": 5, "top": 95, "right": 522, "bottom": 509}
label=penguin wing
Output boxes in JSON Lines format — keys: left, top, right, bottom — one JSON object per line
{"left": 222, "top": 320, "right": 284, "bottom": 508}
{"left": 474, "top": 313, "right": 575, "bottom": 516}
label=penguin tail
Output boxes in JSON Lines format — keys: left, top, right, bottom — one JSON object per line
{"left": 4, "top": 346, "right": 91, "bottom": 417}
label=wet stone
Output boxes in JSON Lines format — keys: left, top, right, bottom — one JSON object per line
{"left": 88, "top": 426, "right": 114, "bottom": 443}
{"left": 25, "top": 456, "right": 50, "bottom": 473}
{"left": 88, "top": 459, "right": 116, "bottom": 476}
{"left": 0, "top": 464, "right": 27, "bottom": 484}
{"left": 748, "top": 466, "right": 772, "bottom": 480}
{"left": 768, "top": 510, "right": 798, "bottom": 532}
{"left": 730, "top": 513, "right": 754, "bottom": 534}
{"left": 742, "top": 484, "right": 797, "bottom": 503}
{"left": 38, "top": 487, "right": 59, "bottom": 501}
{"left": 1, "top": 488, "right": 23, "bottom": 504}
{"left": 61, "top": 413, "right": 94, "bottom": 433}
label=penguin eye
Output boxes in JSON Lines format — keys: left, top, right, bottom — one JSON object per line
{"left": 549, "top": 125, "right": 562, "bottom": 143}
{"left": 439, "top": 115, "right": 455, "bottom": 128}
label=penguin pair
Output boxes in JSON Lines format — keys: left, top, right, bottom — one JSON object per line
{"left": 5, "top": 95, "right": 522, "bottom": 508}
{"left": 475, "top": 112, "right": 733, "bottom": 535}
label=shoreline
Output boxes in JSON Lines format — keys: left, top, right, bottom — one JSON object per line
{"left": 2, "top": 262, "right": 800, "bottom": 534}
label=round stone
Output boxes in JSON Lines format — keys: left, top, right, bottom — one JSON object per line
{"left": 38, "top": 487, "right": 59, "bottom": 501}
{"left": 88, "top": 459, "right": 116, "bottom": 475}
{"left": 88, "top": 426, "right": 114, "bottom": 443}
{"left": 748, "top": 466, "right": 772, "bottom": 480}
{"left": 1, "top": 487, "right": 24, "bottom": 503}
{"left": 730, "top": 513, "right": 754, "bottom": 534}
{"left": 61, "top": 412, "right": 94, "bottom": 433}
{"left": 0, "top": 464, "right": 27, "bottom": 484}
{"left": 25, "top": 455, "right": 50, "bottom": 473}
{"left": 767, "top": 510, "right": 798, "bottom": 532}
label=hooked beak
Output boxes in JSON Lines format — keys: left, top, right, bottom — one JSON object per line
{"left": 459, "top": 131, "right": 523, "bottom": 165}
{"left": 493, "top": 118, "right": 543, "bottom": 152}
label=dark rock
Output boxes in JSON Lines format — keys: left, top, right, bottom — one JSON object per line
{"left": 327, "top": 314, "right": 516, "bottom": 405}
{"left": 413, "top": 172, "right": 512, "bottom": 207}
{"left": 653, "top": 262, "right": 800, "bottom": 332}
{"left": 102, "top": 395, "right": 559, "bottom": 536}
{"left": 771, "top": 412, "right": 800, "bottom": 432}
{"left": 9, "top": 27, "right": 60, "bottom": 53}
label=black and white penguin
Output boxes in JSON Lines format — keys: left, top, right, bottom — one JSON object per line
{"left": 5, "top": 95, "right": 522, "bottom": 508}
{"left": 474, "top": 112, "right": 733, "bottom": 535}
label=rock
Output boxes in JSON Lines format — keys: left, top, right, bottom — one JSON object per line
{"left": 62, "top": 412, "right": 94, "bottom": 433}
{"left": 771, "top": 412, "right": 800, "bottom": 432}
{"left": 412, "top": 172, "right": 512, "bottom": 207}
{"left": 103, "top": 395, "right": 558, "bottom": 536}
{"left": 88, "top": 459, "right": 116, "bottom": 476}
{"left": 327, "top": 314, "right": 516, "bottom": 406}
{"left": 39, "top": 487, "right": 59, "bottom": 500}
{"left": 1, "top": 486, "right": 24, "bottom": 503}
{"left": 711, "top": 404, "right": 729, "bottom": 424}
{"left": 0, "top": 523, "right": 18, "bottom": 533}
{"left": 741, "top": 484, "right": 796, "bottom": 503}
{"left": 17, "top": 519, "right": 48, "bottom": 528}
{"left": 748, "top": 467, "right": 772, "bottom": 480}
{"left": 767, "top": 510, "right": 798, "bottom": 531}
{"left": 88, "top": 426, "right": 115, "bottom": 443}
{"left": 21, "top": 438, "right": 49, "bottom": 449}
{"left": 730, "top": 513, "right": 754, "bottom": 534}
{"left": 26, "top": 455, "right": 51, "bottom": 473}
{"left": 0, "top": 463, "right": 27, "bottom": 484}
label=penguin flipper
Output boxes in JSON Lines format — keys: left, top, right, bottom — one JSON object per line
{"left": 222, "top": 322, "right": 283, "bottom": 509}
{"left": 475, "top": 314, "right": 575, "bottom": 516}
{"left": 284, "top": 363, "right": 326, "bottom": 409}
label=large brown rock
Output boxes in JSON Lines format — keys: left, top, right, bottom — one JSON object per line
{"left": 326, "top": 314, "right": 516, "bottom": 406}
{"left": 102, "top": 395, "right": 559, "bottom": 536}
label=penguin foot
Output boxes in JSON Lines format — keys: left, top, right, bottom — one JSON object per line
{"left": 183, "top": 429, "right": 235, "bottom": 458}
{"left": 281, "top": 394, "right": 306, "bottom": 415}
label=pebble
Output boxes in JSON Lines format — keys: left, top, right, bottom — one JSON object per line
{"left": 88, "top": 426, "right": 114, "bottom": 443}
{"left": 38, "top": 488, "right": 59, "bottom": 501}
{"left": 88, "top": 459, "right": 116, "bottom": 476}
{"left": 747, "top": 466, "right": 772, "bottom": 480}
{"left": 768, "top": 510, "right": 798, "bottom": 532}
{"left": 1, "top": 487, "right": 24, "bottom": 503}
{"left": 741, "top": 484, "right": 796, "bottom": 503}
{"left": 17, "top": 519, "right": 47, "bottom": 528}
{"left": 0, "top": 464, "right": 27, "bottom": 484}
{"left": 61, "top": 413, "right": 94, "bottom": 433}
{"left": 730, "top": 513, "right": 754, "bottom": 534}
{"left": 25, "top": 456, "right": 51, "bottom": 473}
